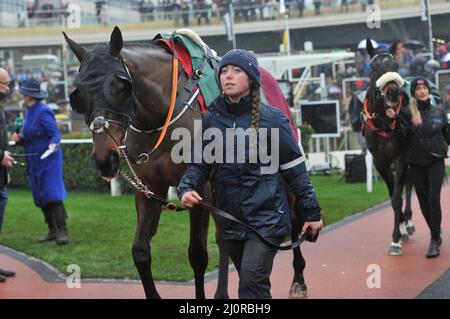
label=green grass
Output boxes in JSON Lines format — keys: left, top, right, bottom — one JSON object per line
{"left": 0, "top": 192, "right": 219, "bottom": 281}
{"left": 312, "top": 173, "right": 390, "bottom": 225}
{"left": 0, "top": 173, "right": 390, "bottom": 281}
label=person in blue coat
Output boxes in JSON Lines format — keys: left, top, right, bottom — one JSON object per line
{"left": 178, "top": 49, "right": 322, "bottom": 299}
{"left": 12, "top": 79, "right": 69, "bottom": 245}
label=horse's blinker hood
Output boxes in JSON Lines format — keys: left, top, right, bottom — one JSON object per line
{"left": 69, "top": 44, "right": 135, "bottom": 126}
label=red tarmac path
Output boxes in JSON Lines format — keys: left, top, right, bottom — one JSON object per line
{"left": 1, "top": 185, "right": 450, "bottom": 299}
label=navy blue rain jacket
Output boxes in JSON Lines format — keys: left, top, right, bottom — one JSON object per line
{"left": 177, "top": 95, "right": 321, "bottom": 240}
{"left": 396, "top": 99, "right": 450, "bottom": 166}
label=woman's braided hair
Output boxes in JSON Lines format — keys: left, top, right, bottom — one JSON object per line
{"left": 250, "top": 82, "right": 261, "bottom": 151}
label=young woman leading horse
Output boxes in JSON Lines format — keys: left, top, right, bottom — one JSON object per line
{"left": 64, "top": 27, "right": 317, "bottom": 299}
{"left": 179, "top": 49, "right": 322, "bottom": 299}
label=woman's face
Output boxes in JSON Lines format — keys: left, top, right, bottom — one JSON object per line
{"left": 22, "top": 95, "right": 35, "bottom": 107}
{"left": 220, "top": 65, "right": 250, "bottom": 102}
{"left": 414, "top": 84, "right": 430, "bottom": 101}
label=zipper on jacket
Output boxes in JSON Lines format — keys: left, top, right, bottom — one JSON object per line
{"left": 233, "top": 121, "right": 236, "bottom": 130}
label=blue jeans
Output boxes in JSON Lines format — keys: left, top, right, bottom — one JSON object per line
{"left": 0, "top": 186, "right": 8, "bottom": 232}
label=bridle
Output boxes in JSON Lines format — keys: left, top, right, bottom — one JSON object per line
{"left": 362, "top": 52, "right": 405, "bottom": 137}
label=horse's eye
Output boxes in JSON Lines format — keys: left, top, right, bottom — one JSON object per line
{"left": 111, "top": 79, "right": 132, "bottom": 100}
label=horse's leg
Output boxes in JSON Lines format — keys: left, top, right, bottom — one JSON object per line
{"left": 207, "top": 177, "right": 230, "bottom": 299}
{"left": 188, "top": 187, "right": 210, "bottom": 299}
{"left": 285, "top": 187, "right": 307, "bottom": 299}
{"left": 395, "top": 158, "right": 411, "bottom": 243}
{"left": 214, "top": 230, "right": 230, "bottom": 299}
{"left": 289, "top": 211, "right": 307, "bottom": 298}
{"left": 132, "top": 191, "right": 164, "bottom": 299}
{"left": 373, "top": 160, "right": 403, "bottom": 255}
{"left": 404, "top": 179, "right": 415, "bottom": 235}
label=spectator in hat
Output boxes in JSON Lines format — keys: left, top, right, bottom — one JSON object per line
{"left": 12, "top": 79, "right": 69, "bottom": 245}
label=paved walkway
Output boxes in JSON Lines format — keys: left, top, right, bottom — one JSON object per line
{"left": 1, "top": 185, "right": 450, "bottom": 299}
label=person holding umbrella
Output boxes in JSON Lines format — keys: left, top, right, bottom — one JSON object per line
{"left": 12, "top": 79, "right": 69, "bottom": 245}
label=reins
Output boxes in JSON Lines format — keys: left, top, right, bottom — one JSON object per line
{"left": 118, "top": 146, "right": 311, "bottom": 250}
{"left": 144, "top": 51, "right": 179, "bottom": 159}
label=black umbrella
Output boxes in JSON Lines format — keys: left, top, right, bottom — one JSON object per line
{"left": 404, "top": 39, "right": 425, "bottom": 50}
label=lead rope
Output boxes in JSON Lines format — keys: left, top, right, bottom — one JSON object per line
{"left": 119, "top": 146, "right": 314, "bottom": 250}
{"left": 119, "top": 146, "right": 184, "bottom": 211}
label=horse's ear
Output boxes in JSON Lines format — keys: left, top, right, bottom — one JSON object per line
{"left": 109, "top": 26, "right": 123, "bottom": 57}
{"left": 366, "top": 38, "right": 375, "bottom": 58}
{"left": 63, "top": 32, "right": 86, "bottom": 62}
{"left": 389, "top": 40, "right": 398, "bottom": 55}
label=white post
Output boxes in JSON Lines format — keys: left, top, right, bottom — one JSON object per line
{"left": 167, "top": 186, "right": 178, "bottom": 200}
{"left": 229, "top": 1, "right": 236, "bottom": 49}
{"left": 320, "top": 72, "right": 327, "bottom": 100}
{"left": 325, "top": 137, "right": 330, "bottom": 167}
{"left": 366, "top": 151, "right": 373, "bottom": 193}
{"left": 111, "top": 177, "right": 122, "bottom": 196}
{"left": 284, "top": 14, "right": 291, "bottom": 55}
{"left": 426, "top": 0, "right": 433, "bottom": 56}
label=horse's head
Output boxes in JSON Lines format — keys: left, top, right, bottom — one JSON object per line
{"left": 366, "top": 38, "right": 399, "bottom": 77}
{"left": 64, "top": 27, "right": 134, "bottom": 180}
{"left": 366, "top": 39, "right": 407, "bottom": 112}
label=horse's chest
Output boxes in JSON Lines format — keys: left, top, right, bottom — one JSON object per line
{"left": 367, "top": 135, "right": 402, "bottom": 160}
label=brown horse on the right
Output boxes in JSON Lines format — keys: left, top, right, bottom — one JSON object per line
{"left": 363, "top": 39, "right": 415, "bottom": 256}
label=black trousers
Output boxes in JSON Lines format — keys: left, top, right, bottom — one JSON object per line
{"left": 409, "top": 160, "right": 445, "bottom": 241}
{"left": 223, "top": 234, "right": 282, "bottom": 299}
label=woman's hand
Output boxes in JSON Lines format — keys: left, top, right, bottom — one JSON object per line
{"left": 1, "top": 151, "right": 15, "bottom": 168}
{"left": 302, "top": 219, "right": 323, "bottom": 237}
{"left": 48, "top": 143, "right": 56, "bottom": 152}
{"left": 12, "top": 132, "right": 21, "bottom": 143}
{"left": 181, "top": 191, "right": 203, "bottom": 208}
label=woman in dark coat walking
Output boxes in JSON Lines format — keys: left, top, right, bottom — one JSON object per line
{"left": 12, "top": 79, "right": 69, "bottom": 245}
{"left": 395, "top": 77, "right": 450, "bottom": 258}
{"left": 178, "top": 49, "right": 322, "bottom": 298}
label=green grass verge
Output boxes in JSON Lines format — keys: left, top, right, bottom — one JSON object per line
{"left": 0, "top": 173, "right": 390, "bottom": 281}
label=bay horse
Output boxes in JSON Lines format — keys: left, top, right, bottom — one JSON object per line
{"left": 363, "top": 39, "right": 415, "bottom": 256}
{"left": 64, "top": 26, "right": 309, "bottom": 298}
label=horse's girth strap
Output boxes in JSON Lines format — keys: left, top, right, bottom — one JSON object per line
{"left": 153, "top": 57, "right": 179, "bottom": 150}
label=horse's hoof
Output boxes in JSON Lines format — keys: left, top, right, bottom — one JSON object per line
{"left": 289, "top": 282, "right": 308, "bottom": 299}
{"left": 400, "top": 234, "right": 409, "bottom": 243}
{"left": 388, "top": 245, "right": 404, "bottom": 256}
